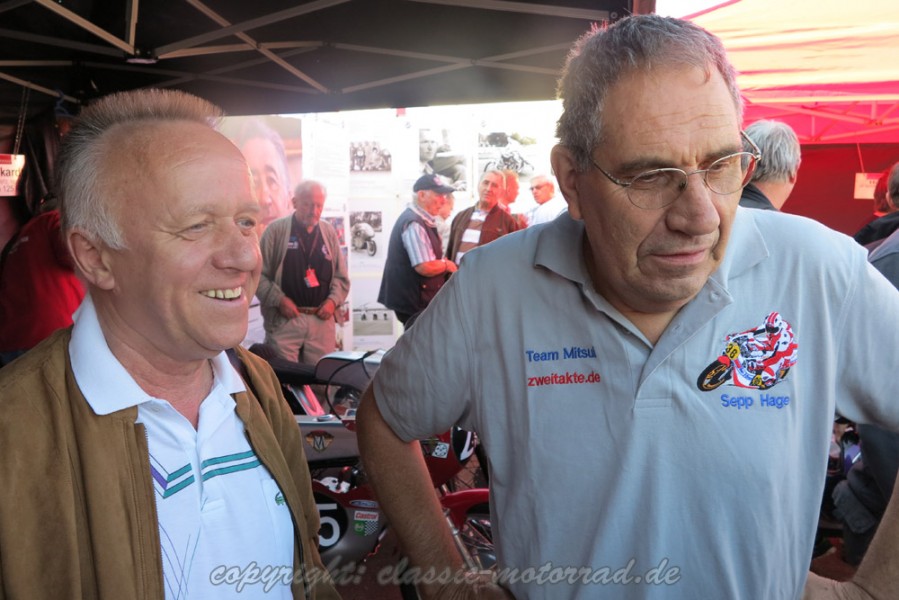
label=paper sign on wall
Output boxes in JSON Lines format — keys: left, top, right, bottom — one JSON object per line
{"left": 854, "top": 172, "right": 882, "bottom": 200}
{"left": 0, "top": 154, "right": 25, "bottom": 197}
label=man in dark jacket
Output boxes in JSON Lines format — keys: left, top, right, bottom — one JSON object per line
{"left": 739, "top": 119, "right": 801, "bottom": 211}
{"left": 446, "top": 169, "right": 520, "bottom": 264}
{"left": 854, "top": 164, "right": 899, "bottom": 249}
{"left": 379, "top": 174, "right": 457, "bottom": 325}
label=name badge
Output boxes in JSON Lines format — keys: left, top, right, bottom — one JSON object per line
{"left": 304, "top": 267, "right": 320, "bottom": 288}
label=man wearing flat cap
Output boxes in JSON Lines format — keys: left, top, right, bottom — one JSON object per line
{"left": 378, "top": 174, "right": 457, "bottom": 325}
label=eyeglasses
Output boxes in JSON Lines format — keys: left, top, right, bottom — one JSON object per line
{"left": 530, "top": 183, "right": 549, "bottom": 191}
{"left": 590, "top": 131, "right": 762, "bottom": 210}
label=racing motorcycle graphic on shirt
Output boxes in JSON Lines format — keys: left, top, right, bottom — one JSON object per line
{"left": 697, "top": 312, "right": 798, "bottom": 391}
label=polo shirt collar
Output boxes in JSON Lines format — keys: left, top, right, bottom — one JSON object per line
{"left": 69, "top": 294, "right": 246, "bottom": 416}
{"left": 409, "top": 202, "right": 437, "bottom": 227}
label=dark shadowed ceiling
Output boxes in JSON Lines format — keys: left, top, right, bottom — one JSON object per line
{"left": 0, "top": 0, "right": 640, "bottom": 126}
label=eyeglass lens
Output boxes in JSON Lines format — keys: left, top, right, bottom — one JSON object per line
{"left": 627, "top": 152, "right": 756, "bottom": 209}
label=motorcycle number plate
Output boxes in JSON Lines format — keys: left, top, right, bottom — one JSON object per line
{"left": 725, "top": 342, "right": 740, "bottom": 360}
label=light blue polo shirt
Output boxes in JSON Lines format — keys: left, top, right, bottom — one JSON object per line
{"left": 374, "top": 209, "right": 899, "bottom": 600}
{"left": 70, "top": 296, "right": 293, "bottom": 599}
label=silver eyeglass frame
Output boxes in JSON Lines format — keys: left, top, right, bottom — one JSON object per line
{"left": 590, "top": 131, "right": 763, "bottom": 210}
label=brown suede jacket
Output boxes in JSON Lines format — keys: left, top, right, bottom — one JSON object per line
{"left": 446, "top": 203, "right": 520, "bottom": 263}
{"left": 0, "top": 329, "right": 340, "bottom": 600}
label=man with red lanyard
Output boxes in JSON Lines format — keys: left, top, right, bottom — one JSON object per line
{"left": 258, "top": 180, "right": 349, "bottom": 364}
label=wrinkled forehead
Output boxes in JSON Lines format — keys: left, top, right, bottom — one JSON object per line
{"left": 296, "top": 186, "right": 326, "bottom": 207}
{"left": 102, "top": 122, "right": 237, "bottom": 196}
{"left": 480, "top": 172, "right": 503, "bottom": 186}
{"left": 600, "top": 66, "right": 741, "bottom": 154}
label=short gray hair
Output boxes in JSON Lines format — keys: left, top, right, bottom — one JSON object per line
{"left": 532, "top": 174, "right": 556, "bottom": 193}
{"left": 294, "top": 179, "right": 326, "bottom": 201}
{"left": 744, "top": 120, "right": 801, "bottom": 183}
{"left": 56, "top": 89, "right": 223, "bottom": 249}
{"left": 481, "top": 169, "right": 506, "bottom": 190}
{"left": 556, "top": 15, "right": 742, "bottom": 172}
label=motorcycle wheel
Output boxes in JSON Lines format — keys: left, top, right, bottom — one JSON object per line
{"left": 697, "top": 360, "right": 731, "bottom": 391}
{"left": 398, "top": 503, "right": 494, "bottom": 600}
{"left": 446, "top": 443, "right": 489, "bottom": 491}
{"left": 367, "top": 240, "right": 377, "bottom": 257}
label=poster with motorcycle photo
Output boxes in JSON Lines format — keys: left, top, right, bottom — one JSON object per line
{"left": 348, "top": 205, "right": 387, "bottom": 272}
{"left": 478, "top": 130, "right": 539, "bottom": 178}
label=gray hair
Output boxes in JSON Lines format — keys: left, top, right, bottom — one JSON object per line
{"left": 481, "top": 169, "right": 506, "bottom": 190}
{"left": 888, "top": 163, "right": 899, "bottom": 212}
{"left": 531, "top": 174, "right": 556, "bottom": 192}
{"left": 744, "top": 120, "right": 801, "bottom": 183}
{"left": 293, "top": 179, "right": 326, "bottom": 201}
{"left": 556, "top": 15, "right": 743, "bottom": 172}
{"left": 57, "top": 89, "right": 223, "bottom": 249}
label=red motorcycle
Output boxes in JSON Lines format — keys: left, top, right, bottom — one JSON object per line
{"left": 246, "top": 346, "right": 495, "bottom": 592}
{"left": 697, "top": 312, "right": 798, "bottom": 391}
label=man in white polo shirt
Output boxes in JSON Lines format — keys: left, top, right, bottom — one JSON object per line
{"left": 0, "top": 90, "right": 338, "bottom": 599}
{"left": 526, "top": 174, "right": 567, "bottom": 226}
{"left": 357, "top": 14, "right": 899, "bottom": 600}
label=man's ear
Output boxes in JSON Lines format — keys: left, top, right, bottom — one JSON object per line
{"left": 550, "top": 144, "right": 584, "bottom": 221}
{"left": 67, "top": 229, "right": 116, "bottom": 290}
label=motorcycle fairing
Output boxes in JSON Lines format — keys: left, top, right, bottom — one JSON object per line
{"left": 696, "top": 311, "right": 798, "bottom": 392}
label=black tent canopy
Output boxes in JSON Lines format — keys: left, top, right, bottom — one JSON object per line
{"left": 0, "top": 0, "right": 638, "bottom": 125}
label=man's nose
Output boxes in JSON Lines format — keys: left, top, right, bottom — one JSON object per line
{"left": 215, "top": 223, "right": 261, "bottom": 271}
{"left": 667, "top": 172, "right": 721, "bottom": 234}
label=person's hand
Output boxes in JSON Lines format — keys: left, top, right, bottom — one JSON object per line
{"left": 278, "top": 296, "right": 300, "bottom": 319}
{"left": 802, "top": 572, "right": 868, "bottom": 600}
{"left": 444, "top": 259, "right": 458, "bottom": 274}
{"left": 316, "top": 299, "right": 336, "bottom": 321}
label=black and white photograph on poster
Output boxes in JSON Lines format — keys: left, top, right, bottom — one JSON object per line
{"left": 349, "top": 140, "right": 392, "bottom": 172}
{"left": 351, "top": 277, "right": 396, "bottom": 351}
{"left": 353, "top": 304, "right": 393, "bottom": 336}
{"left": 478, "top": 129, "right": 538, "bottom": 177}
{"left": 349, "top": 210, "right": 382, "bottom": 261}
{"left": 418, "top": 127, "right": 469, "bottom": 191}
{"left": 344, "top": 114, "right": 397, "bottom": 198}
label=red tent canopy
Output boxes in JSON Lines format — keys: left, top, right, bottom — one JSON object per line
{"left": 688, "top": 0, "right": 899, "bottom": 143}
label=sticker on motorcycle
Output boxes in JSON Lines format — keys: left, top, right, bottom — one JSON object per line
{"left": 420, "top": 438, "right": 450, "bottom": 459}
{"left": 306, "top": 430, "right": 335, "bottom": 452}
{"left": 353, "top": 510, "right": 379, "bottom": 536}
{"left": 314, "top": 496, "right": 346, "bottom": 549}
{"left": 697, "top": 312, "right": 798, "bottom": 392}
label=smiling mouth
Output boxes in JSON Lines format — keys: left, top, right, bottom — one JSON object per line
{"left": 200, "top": 287, "right": 243, "bottom": 300}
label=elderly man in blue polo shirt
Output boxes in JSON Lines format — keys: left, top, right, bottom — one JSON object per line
{"left": 357, "top": 14, "right": 899, "bottom": 600}
{"left": 379, "top": 174, "right": 457, "bottom": 326}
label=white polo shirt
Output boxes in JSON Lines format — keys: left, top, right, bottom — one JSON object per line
{"left": 374, "top": 209, "right": 899, "bottom": 600}
{"left": 70, "top": 296, "right": 293, "bottom": 599}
